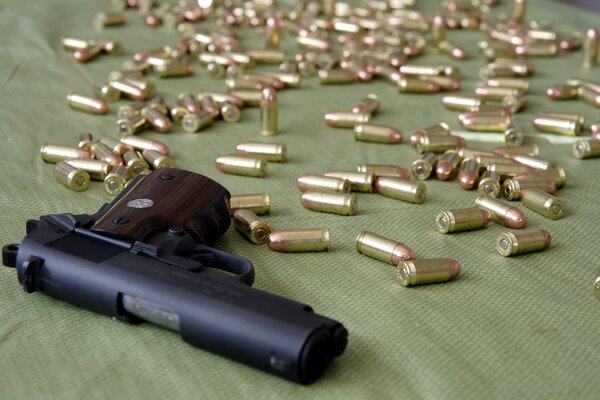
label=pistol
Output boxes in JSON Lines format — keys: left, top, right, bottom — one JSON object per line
{"left": 2, "top": 168, "right": 347, "bottom": 384}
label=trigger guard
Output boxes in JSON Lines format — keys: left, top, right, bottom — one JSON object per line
{"left": 185, "top": 245, "right": 255, "bottom": 286}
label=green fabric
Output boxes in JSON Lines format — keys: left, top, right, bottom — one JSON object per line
{"left": 1, "top": 0, "right": 600, "bottom": 398}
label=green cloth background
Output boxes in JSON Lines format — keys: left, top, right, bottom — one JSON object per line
{"left": 1, "top": 0, "right": 600, "bottom": 398}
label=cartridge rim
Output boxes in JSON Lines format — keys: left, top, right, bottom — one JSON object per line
{"left": 496, "top": 232, "right": 518, "bottom": 256}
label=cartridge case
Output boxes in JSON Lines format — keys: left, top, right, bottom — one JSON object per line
{"left": 546, "top": 85, "right": 579, "bottom": 100}
{"left": 262, "top": 72, "right": 301, "bottom": 88}
{"left": 352, "top": 95, "right": 380, "bottom": 115}
{"left": 572, "top": 139, "right": 600, "bottom": 159}
{"left": 300, "top": 191, "right": 357, "bottom": 216}
{"left": 460, "top": 112, "right": 510, "bottom": 132}
{"left": 94, "top": 12, "right": 126, "bottom": 28}
{"left": 355, "top": 231, "right": 415, "bottom": 265}
{"left": 155, "top": 61, "right": 194, "bottom": 78}
{"left": 354, "top": 124, "right": 403, "bottom": 144}
{"left": 228, "top": 90, "right": 261, "bottom": 106}
{"left": 487, "top": 163, "right": 530, "bottom": 179}
{"left": 318, "top": 69, "right": 358, "bottom": 84}
{"left": 120, "top": 135, "right": 169, "bottom": 155}
{"left": 93, "top": 80, "right": 121, "bottom": 102}
{"left": 99, "top": 136, "right": 132, "bottom": 155}
{"left": 324, "top": 172, "right": 375, "bottom": 192}
{"left": 260, "top": 87, "right": 278, "bottom": 136}
{"left": 398, "top": 77, "right": 440, "bottom": 93}
{"left": 496, "top": 229, "right": 551, "bottom": 257}
{"left": 411, "top": 153, "right": 437, "bottom": 180}
{"left": 420, "top": 75, "right": 460, "bottom": 91}
{"left": 417, "top": 135, "right": 465, "bottom": 154}
{"left": 230, "top": 194, "right": 271, "bottom": 215}
{"left": 235, "top": 142, "right": 286, "bottom": 162}
{"left": 458, "top": 158, "right": 481, "bottom": 190}
{"left": 583, "top": 28, "right": 599, "bottom": 69}
{"left": 296, "top": 175, "right": 351, "bottom": 193}
{"left": 503, "top": 94, "right": 528, "bottom": 114}
{"left": 399, "top": 64, "right": 459, "bottom": 77}
{"left": 220, "top": 102, "right": 242, "bottom": 123}
{"left": 199, "top": 96, "right": 221, "bottom": 119}
{"left": 116, "top": 115, "right": 146, "bottom": 136}
{"left": 396, "top": 258, "right": 461, "bottom": 286}
{"left": 475, "top": 86, "right": 523, "bottom": 101}
{"left": 492, "top": 144, "right": 539, "bottom": 157}
{"left": 247, "top": 50, "right": 285, "bottom": 64}
{"left": 410, "top": 123, "right": 450, "bottom": 147}
{"left": 266, "top": 229, "right": 330, "bottom": 252}
{"left": 178, "top": 92, "right": 201, "bottom": 113}
{"left": 104, "top": 165, "right": 129, "bottom": 196}
{"left": 478, "top": 171, "right": 502, "bottom": 198}
{"left": 324, "top": 111, "right": 370, "bottom": 128}
{"left": 503, "top": 178, "right": 556, "bottom": 200}
{"left": 511, "top": 154, "right": 558, "bottom": 170}
{"left": 65, "top": 158, "right": 111, "bottom": 181}
{"left": 182, "top": 111, "right": 214, "bottom": 133}
{"left": 559, "top": 34, "right": 583, "bottom": 52}
{"left": 441, "top": 96, "right": 482, "bottom": 111}
{"left": 375, "top": 177, "right": 427, "bottom": 204}
{"left": 578, "top": 87, "right": 600, "bottom": 108}
{"left": 90, "top": 142, "right": 121, "bottom": 166}
{"left": 521, "top": 189, "right": 565, "bottom": 219}
{"left": 142, "top": 149, "right": 174, "bottom": 169}
{"left": 435, "top": 150, "right": 462, "bottom": 180}
{"left": 431, "top": 15, "right": 446, "bottom": 47}
{"left": 233, "top": 209, "right": 271, "bottom": 245}
{"left": 515, "top": 42, "right": 558, "bottom": 57}
{"left": 109, "top": 79, "right": 149, "bottom": 101}
{"left": 357, "top": 164, "right": 411, "bottom": 180}
{"left": 78, "top": 133, "right": 94, "bottom": 150}
{"left": 117, "top": 102, "right": 145, "bottom": 120}
{"left": 515, "top": 168, "right": 566, "bottom": 189}
{"left": 436, "top": 208, "right": 491, "bottom": 233}
{"left": 199, "top": 92, "right": 244, "bottom": 108}
{"left": 67, "top": 92, "right": 108, "bottom": 115}
{"left": 40, "top": 144, "right": 92, "bottom": 163}
{"left": 475, "top": 155, "right": 516, "bottom": 169}
{"left": 122, "top": 150, "right": 150, "bottom": 176}
{"left": 486, "top": 78, "right": 530, "bottom": 93}
{"left": 53, "top": 162, "right": 90, "bottom": 192}
{"left": 475, "top": 195, "right": 527, "bottom": 228}
{"left": 73, "top": 44, "right": 103, "bottom": 62}
{"left": 504, "top": 123, "right": 525, "bottom": 147}
{"left": 215, "top": 155, "right": 267, "bottom": 177}
{"left": 533, "top": 114, "right": 582, "bottom": 136}
{"left": 61, "top": 37, "right": 93, "bottom": 51}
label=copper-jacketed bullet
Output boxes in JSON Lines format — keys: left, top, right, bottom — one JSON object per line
{"left": 354, "top": 124, "right": 403, "bottom": 144}
{"left": 356, "top": 231, "right": 415, "bottom": 265}
{"left": 476, "top": 195, "right": 527, "bottom": 228}
{"left": 435, "top": 150, "right": 462, "bottom": 180}
{"left": 457, "top": 158, "right": 481, "bottom": 190}
{"left": 67, "top": 92, "right": 108, "bottom": 115}
{"left": 583, "top": 28, "right": 599, "bottom": 69}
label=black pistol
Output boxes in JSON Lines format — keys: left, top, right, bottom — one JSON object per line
{"left": 2, "top": 168, "right": 347, "bottom": 384}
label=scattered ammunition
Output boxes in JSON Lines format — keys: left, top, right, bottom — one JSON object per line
{"left": 436, "top": 208, "right": 491, "bottom": 234}
{"left": 154, "top": 61, "right": 194, "bottom": 78}
{"left": 182, "top": 111, "right": 214, "bottom": 133}
{"left": 53, "top": 162, "right": 90, "bottom": 192}
{"left": 476, "top": 155, "right": 516, "bottom": 168}
{"left": 260, "top": 87, "right": 278, "bottom": 136}
{"left": 420, "top": 75, "right": 460, "bottom": 91}
{"left": 503, "top": 178, "right": 556, "bottom": 200}
{"left": 220, "top": 101, "right": 242, "bottom": 123}
{"left": 354, "top": 124, "right": 403, "bottom": 144}
{"left": 398, "top": 77, "right": 440, "bottom": 93}
{"left": 165, "top": 102, "right": 187, "bottom": 125}
{"left": 66, "top": 92, "right": 108, "bottom": 115}
{"left": 515, "top": 42, "right": 558, "bottom": 57}
{"left": 431, "top": 15, "right": 446, "bottom": 47}
{"left": 572, "top": 139, "right": 600, "bottom": 159}
{"left": 117, "top": 102, "right": 145, "bottom": 120}
{"left": 300, "top": 191, "right": 357, "bottom": 216}
{"left": 120, "top": 135, "right": 169, "bottom": 155}
{"left": 318, "top": 69, "right": 358, "bottom": 84}
{"left": 228, "top": 90, "right": 262, "bottom": 106}
{"left": 232, "top": 209, "right": 271, "bottom": 245}
{"left": 357, "top": 164, "right": 411, "bottom": 180}
{"left": 399, "top": 64, "right": 459, "bottom": 77}
{"left": 235, "top": 142, "right": 286, "bottom": 162}
{"left": 438, "top": 40, "right": 467, "bottom": 60}
{"left": 460, "top": 112, "right": 510, "bottom": 132}
{"left": 65, "top": 158, "right": 111, "bottom": 181}
{"left": 40, "top": 144, "right": 92, "bottom": 163}
{"left": 492, "top": 144, "right": 539, "bottom": 157}
{"left": 478, "top": 171, "right": 502, "bottom": 197}
{"left": 442, "top": 96, "right": 482, "bottom": 111}
{"left": 435, "top": 150, "right": 462, "bottom": 180}
{"left": 496, "top": 229, "right": 552, "bottom": 257}
{"left": 417, "top": 135, "right": 466, "bottom": 154}
{"left": 78, "top": 133, "right": 95, "bottom": 150}
{"left": 485, "top": 78, "right": 530, "bottom": 93}
{"left": 122, "top": 150, "right": 149, "bottom": 176}
{"left": 247, "top": 50, "right": 285, "bottom": 64}
{"left": 475, "top": 195, "right": 527, "bottom": 228}
{"left": 374, "top": 177, "right": 427, "bottom": 204}
{"left": 296, "top": 175, "right": 351, "bottom": 193}
{"left": 324, "top": 111, "right": 370, "bottom": 128}
{"left": 215, "top": 155, "right": 267, "bottom": 178}
{"left": 103, "top": 165, "right": 128, "bottom": 196}
{"left": 199, "top": 91, "right": 244, "bottom": 108}
{"left": 73, "top": 44, "right": 103, "bottom": 62}
{"left": 355, "top": 231, "right": 415, "bottom": 265}
{"left": 592, "top": 122, "right": 600, "bottom": 138}
{"left": 533, "top": 113, "right": 583, "bottom": 136}
{"left": 396, "top": 258, "right": 461, "bottom": 287}
{"left": 98, "top": 39, "right": 121, "bottom": 54}
{"left": 411, "top": 153, "right": 438, "bottom": 180}
{"left": 91, "top": 142, "right": 121, "bottom": 166}
{"left": 458, "top": 158, "right": 481, "bottom": 190}
{"left": 324, "top": 171, "right": 375, "bottom": 192}
{"left": 503, "top": 94, "right": 528, "bottom": 114}
{"left": 504, "top": 123, "right": 525, "bottom": 147}
{"left": 475, "top": 86, "right": 523, "bottom": 101}
{"left": 578, "top": 87, "right": 600, "bottom": 108}
{"left": 583, "top": 28, "right": 599, "bottom": 69}
{"left": 61, "top": 37, "right": 93, "bottom": 51}
{"left": 93, "top": 80, "right": 120, "bottom": 102}
{"left": 206, "top": 62, "right": 226, "bottom": 78}
{"left": 521, "top": 188, "right": 565, "bottom": 220}
{"left": 178, "top": 92, "right": 201, "bottom": 113}
{"left": 352, "top": 94, "right": 380, "bottom": 115}
{"left": 141, "top": 106, "right": 171, "bottom": 133}
{"left": 546, "top": 84, "right": 579, "bottom": 100}
{"left": 487, "top": 163, "right": 530, "bottom": 179}
{"left": 142, "top": 149, "right": 175, "bottom": 169}
{"left": 267, "top": 229, "right": 330, "bottom": 252}
{"left": 116, "top": 115, "right": 146, "bottom": 135}
{"left": 94, "top": 12, "right": 126, "bottom": 29}
{"left": 262, "top": 72, "right": 301, "bottom": 88}
{"left": 511, "top": 154, "right": 558, "bottom": 170}
{"left": 410, "top": 123, "right": 450, "bottom": 147}
{"left": 458, "top": 148, "right": 496, "bottom": 158}
{"left": 230, "top": 194, "right": 271, "bottom": 215}
{"left": 109, "top": 79, "right": 148, "bottom": 101}
{"left": 515, "top": 168, "right": 566, "bottom": 188}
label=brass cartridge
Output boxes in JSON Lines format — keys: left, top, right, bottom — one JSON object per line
{"left": 53, "top": 162, "right": 90, "bottom": 192}
{"left": 215, "top": 155, "right": 267, "bottom": 177}
{"left": 375, "top": 177, "right": 427, "bottom": 204}
{"left": 103, "top": 165, "right": 129, "bottom": 196}
{"left": 572, "top": 139, "right": 600, "bottom": 159}
{"left": 142, "top": 149, "right": 175, "bottom": 169}
{"left": 67, "top": 92, "right": 108, "bottom": 115}
{"left": 352, "top": 94, "right": 380, "bottom": 115}
{"left": 182, "top": 111, "right": 214, "bottom": 133}
{"left": 435, "top": 150, "right": 462, "bottom": 180}
{"left": 235, "top": 142, "right": 286, "bottom": 162}
{"left": 267, "top": 229, "right": 330, "bottom": 252}
{"left": 77, "top": 133, "right": 95, "bottom": 150}
{"left": 354, "top": 124, "right": 403, "bottom": 144}
{"left": 475, "top": 195, "right": 527, "bottom": 228}
{"left": 583, "top": 28, "right": 599, "bottom": 69}
{"left": 478, "top": 171, "right": 502, "bottom": 197}
{"left": 511, "top": 154, "right": 558, "bottom": 170}
{"left": 120, "top": 135, "right": 169, "bottom": 155}
{"left": 93, "top": 80, "right": 121, "bottom": 102}
{"left": 411, "top": 153, "right": 438, "bottom": 180}
{"left": 410, "top": 123, "right": 451, "bottom": 147}
{"left": 65, "top": 158, "right": 111, "bottom": 181}
{"left": 122, "top": 150, "right": 149, "bottom": 176}
{"left": 417, "top": 135, "right": 466, "bottom": 154}
{"left": 436, "top": 208, "right": 491, "bottom": 233}
{"left": 260, "top": 87, "right": 278, "bottom": 136}
{"left": 41, "top": 144, "right": 92, "bottom": 163}
{"left": 521, "top": 189, "right": 565, "bottom": 220}
{"left": 324, "top": 171, "right": 375, "bottom": 192}
{"left": 396, "top": 258, "right": 461, "bottom": 286}
{"left": 232, "top": 209, "right": 271, "bottom": 245}
{"left": 496, "top": 229, "right": 552, "bottom": 256}
{"left": 357, "top": 164, "right": 411, "bottom": 180}
{"left": 533, "top": 113, "right": 582, "bottom": 136}
{"left": 324, "top": 111, "right": 370, "bottom": 128}
{"left": 355, "top": 231, "right": 415, "bottom": 265}
{"left": 457, "top": 158, "right": 481, "bottom": 190}
{"left": 504, "top": 123, "right": 525, "bottom": 147}
{"left": 220, "top": 101, "right": 242, "bottom": 123}
{"left": 492, "top": 144, "right": 539, "bottom": 157}
{"left": 99, "top": 136, "right": 133, "bottom": 155}
{"left": 230, "top": 194, "right": 271, "bottom": 215}
{"left": 300, "top": 191, "right": 358, "bottom": 216}
{"left": 503, "top": 178, "right": 556, "bottom": 200}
